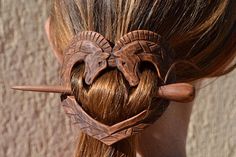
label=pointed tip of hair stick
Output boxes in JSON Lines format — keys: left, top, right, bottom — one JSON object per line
{"left": 11, "top": 85, "right": 71, "bottom": 94}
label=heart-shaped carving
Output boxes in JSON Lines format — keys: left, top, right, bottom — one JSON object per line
{"left": 60, "top": 30, "right": 175, "bottom": 145}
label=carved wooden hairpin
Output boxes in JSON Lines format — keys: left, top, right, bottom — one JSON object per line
{"left": 12, "top": 30, "right": 195, "bottom": 145}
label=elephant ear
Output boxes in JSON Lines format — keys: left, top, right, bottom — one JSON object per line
{"left": 61, "top": 31, "right": 112, "bottom": 87}
{"left": 113, "top": 30, "right": 175, "bottom": 86}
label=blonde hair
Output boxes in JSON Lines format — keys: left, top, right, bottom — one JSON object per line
{"left": 49, "top": 0, "right": 236, "bottom": 156}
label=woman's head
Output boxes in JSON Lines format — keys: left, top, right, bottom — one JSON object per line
{"left": 47, "top": 0, "right": 236, "bottom": 157}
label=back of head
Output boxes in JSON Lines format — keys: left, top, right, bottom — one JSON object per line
{"left": 48, "top": 0, "right": 236, "bottom": 156}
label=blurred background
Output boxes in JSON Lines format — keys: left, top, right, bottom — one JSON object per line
{"left": 0, "top": 1, "right": 235, "bottom": 157}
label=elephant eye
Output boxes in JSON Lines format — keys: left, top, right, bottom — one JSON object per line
{"left": 121, "top": 61, "right": 126, "bottom": 65}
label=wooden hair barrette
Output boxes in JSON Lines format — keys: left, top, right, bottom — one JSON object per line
{"left": 12, "top": 30, "right": 195, "bottom": 145}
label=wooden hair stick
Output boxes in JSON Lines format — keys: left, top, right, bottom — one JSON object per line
{"left": 12, "top": 83, "right": 194, "bottom": 103}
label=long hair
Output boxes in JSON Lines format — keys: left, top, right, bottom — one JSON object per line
{"left": 49, "top": 0, "right": 236, "bottom": 157}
